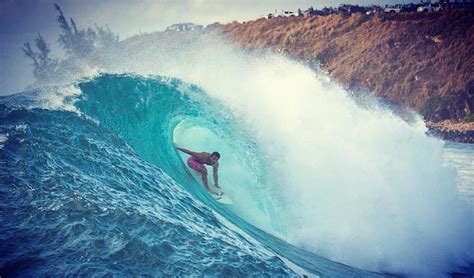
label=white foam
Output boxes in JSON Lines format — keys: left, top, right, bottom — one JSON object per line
{"left": 15, "top": 124, "right": 28, "bottom": 131}
{"left": 0, "top": 133, "right": 8, "bottom": 149}
{"left": 38, "top": 32, "right": 474, "bottom": 277}
{"left": 39, "top": 84, "right": 83, "bottom": 113}
{"left": 11, "top": 84, "right": 84, "bottom": 114}
{"left": 156, "top": 34, "right": 474, "bottom": 277}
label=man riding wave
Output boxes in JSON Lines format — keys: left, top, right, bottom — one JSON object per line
{"left": 175, "top": 146, "right": 221, "bottom": 195}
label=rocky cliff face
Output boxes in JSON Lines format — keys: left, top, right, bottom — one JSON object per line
{"left": 217, "top": 10, "right": 474, "bottom": 124}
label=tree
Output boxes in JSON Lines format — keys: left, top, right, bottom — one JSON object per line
{"left": 54, "top": 3, "right": 119, "bottom": 56}
{"left": 55, "top": 3, "right": 95, "bottom": 57}
{"left": 22, "top": 3, "right": 120, "bottom": 82}
{"left": 21, "top": 33, "right": 58, "bottom": 81}
{"left": 94, "top": 24, "right": 119, "bottom": 48}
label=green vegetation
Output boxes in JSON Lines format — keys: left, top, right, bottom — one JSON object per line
{"left": 462, "top": 114, "right": 474, "bottom": 123}
{"left": 55, "top": 4, "right": 118, "bottom": 58}
{"left": 21, "top": 34, "right": 58, "bottom": 81}
{"left": 22, "top": 4, "right": 119, "bottom": 82}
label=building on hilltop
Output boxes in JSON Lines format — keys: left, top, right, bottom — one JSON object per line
{"left": 166, "top": 23, "right": 203, "bottom": 32}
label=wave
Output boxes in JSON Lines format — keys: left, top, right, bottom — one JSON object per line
{"left": 1, "top": 31, "right": 473, "bottom": 277}
{"left": 0, "top": 83, "right": 301, "bottom": 277}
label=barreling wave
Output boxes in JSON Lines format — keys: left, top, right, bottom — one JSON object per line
{"left": 1, "top": 30, "right": 473, "bottom": 277}
{"left": 0, "top": 74, "right": 386, "bottom": 277}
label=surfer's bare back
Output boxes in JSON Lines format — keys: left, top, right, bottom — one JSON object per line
{"left": 175, "top": 146, "right": 221, "bottom": 194}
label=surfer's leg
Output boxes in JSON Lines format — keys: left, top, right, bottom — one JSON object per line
{"left": 199, "top": 167, "right": 211, "bottom": 191}
{"left": 187, "top": 157, "right": 212, "bottom": 192}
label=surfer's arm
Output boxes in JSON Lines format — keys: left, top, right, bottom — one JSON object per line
{"left": 213, "top": 163, "right": 219, "bottom": 188}
{"left": 175, "top": 146, "right": 199, "bottom": 156}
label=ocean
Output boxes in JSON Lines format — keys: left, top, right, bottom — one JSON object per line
{"left": 1, "top": 33, "right": 473, "bottom": 277}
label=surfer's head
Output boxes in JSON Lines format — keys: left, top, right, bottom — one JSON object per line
{"left": 210, "top": 152, "right": 220, "bottom": 164}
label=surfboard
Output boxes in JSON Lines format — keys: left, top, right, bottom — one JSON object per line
{"left": 188, "top": 170, "right": 233, "bottom": 204}
{"left": 211, "top": 191, "right": 233, "bottom": 205}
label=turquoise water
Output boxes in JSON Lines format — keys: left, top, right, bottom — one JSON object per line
{"left": 0, "top": 74, "right": 383, "bottom": 277}
{"left": 0, "top": 73, "right": 472, "bottom": 277}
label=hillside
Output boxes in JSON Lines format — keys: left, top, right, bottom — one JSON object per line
{"left": 216, "top": 10, "right": 474, "bottom": 141}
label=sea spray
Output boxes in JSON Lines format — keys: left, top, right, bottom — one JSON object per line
{"left": 67, "top": 73, "right": 383, "bottom": 277}
{"left": 7, "top": 30, "right": 473, "bottom": 277}
{"left": 86, "top": 32, "right": 474, "bottom": 276}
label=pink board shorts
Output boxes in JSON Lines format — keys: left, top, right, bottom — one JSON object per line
{"left": 187, "top": 157, "right": 205, "bottom": 172}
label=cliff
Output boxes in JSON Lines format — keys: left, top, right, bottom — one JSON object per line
{"left": 216, "top": 10, "right": 474, "bottom": 141}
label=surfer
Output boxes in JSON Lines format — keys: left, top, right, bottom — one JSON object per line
{"left": 175, "top": 146, "right": 221, "bottom": 195}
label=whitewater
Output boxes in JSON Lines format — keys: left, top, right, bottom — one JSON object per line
{"left": 1, "top": 31, "right": 473, "bottom": 277}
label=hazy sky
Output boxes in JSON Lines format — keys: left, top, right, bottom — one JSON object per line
{"left": 0, "top": 0, "right": 404, "bottom": 95}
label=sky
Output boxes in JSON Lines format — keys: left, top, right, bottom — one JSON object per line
{"left": 0, "top": 0, "right": 405, "bottom": 95}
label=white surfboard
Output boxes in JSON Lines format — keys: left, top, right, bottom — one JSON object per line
{"left": 188, "top": 170, "right": 233, "bottom": 204}
{"left": 211, "top": 192, "right": 233, "bottom": 205}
